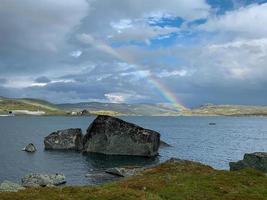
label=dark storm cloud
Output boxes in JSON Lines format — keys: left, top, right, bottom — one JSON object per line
{"left": 35, "top": 76, "right": 51, "bottom": 83}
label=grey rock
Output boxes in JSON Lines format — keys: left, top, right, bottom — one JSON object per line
{"left": 21, "top": 173, "right": 66, "bottom": 187}
{"left": 0, "top": 180, "right": 25, "bottom": 192}
{"left": 22, "top": 143, "right": 36, "bottom": 153}
{"left": 83, "top": 115, "right": 160, "bottom": 157}
{"left": 44, "top": 128, "right": 83, "bottom": 151}
{"left": 229, "top": 152, "right": 267, "bottom": 172}
{"left": 105, "top": 167, "right": 145, "bottom": 177}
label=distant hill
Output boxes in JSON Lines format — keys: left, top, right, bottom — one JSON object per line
{"left": 57, "top": 102, "right": 182, "bottom": 116}
{"left": 1, "top": 97, "right": 267, "bottom": 116}
{"left": 182, "top": 104, "right": 267, "bottom": 116}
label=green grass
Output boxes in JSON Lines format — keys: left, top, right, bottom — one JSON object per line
{"left": 1, "top": 159, "right": 267, "bottom": 200}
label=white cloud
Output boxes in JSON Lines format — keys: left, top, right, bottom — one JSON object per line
{"left": 104, "top": 93, "right": 127, "bottom": 103}
{"left": 200, "top": 3, "right": 267, "bottom": 38}
{"left": 70, "top": 50, "right": 83, "bottom": 58}
{"left": 157, "top": 69, "right": 189, "bottom": 78}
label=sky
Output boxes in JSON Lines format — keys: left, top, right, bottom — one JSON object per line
{"left": 0, "top": 0, "right": 267, "bottom": 107}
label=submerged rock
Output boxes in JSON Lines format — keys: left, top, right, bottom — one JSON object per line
{"left": 21, "top": 173, "right": 66, "bottom": 187}
{"left": 0, "top": 181, "right": 25, "bottom": 192}
{"left": 22, "top": 143, "right": 37, "bottom": 153}
{"left": 83, "top": 115, "right": 160, "bottom": 157}
{"left": 44, "top": 128, "right": 83, "bottom": 151}
{"left": 160, "top": 140, "right": 172, "bottom": 148}
{"left": 229, "top": 152, "right": 267, "bottom": 172}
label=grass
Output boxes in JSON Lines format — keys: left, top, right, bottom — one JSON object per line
{"left": 1, "top": 159, "right": 267, "bottom": 200}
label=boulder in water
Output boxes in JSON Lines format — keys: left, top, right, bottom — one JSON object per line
{"left": 0, "top": 181, "right": 25, "bottom": 192}
{"left": 22, "top": 143, "right": 36, "bottom": 153}
{"left": 44, "top": 128, "right": 83, "bottom": 151}
{"left": 21, "top": 173, "right": 66, "bottom": 187}
{"left": 229, "top": 152, "right": 267, "bottom": 172}
{"left": 83, "top": 115, "right": 160, "bottom": 157}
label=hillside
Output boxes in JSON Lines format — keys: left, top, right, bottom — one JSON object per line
{"left": 1, "top": 159, "right": 267, "bottom": 199}
{"left": 1, "top": 97, "right": 267, "bottom": 116}
{"left": 182, "top": 104, "right": 267, "bottom": 116}
{"left": 0, "top": 97, "right": 64, "bottom": 115}
{"left": 58, "top": 102, "right": 182, "bottom": 116}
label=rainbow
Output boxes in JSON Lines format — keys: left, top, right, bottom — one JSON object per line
{"left": 84, "top": 34, "right": 186, "bottom": 111}
{"left": 148, "top": 73, "right": 186, "bottom": 111}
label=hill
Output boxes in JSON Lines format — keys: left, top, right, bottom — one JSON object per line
{"left": 1, "top": 97, "right": 267, "bottom": 116}
{"left": 182, "top": 104, "right": 267, "bottom": 116}
{"left": 0, "top": 97, "right": 64, "bottom": 115}
{"left": 57, "top": 102, "right": 182, "bottom": 116}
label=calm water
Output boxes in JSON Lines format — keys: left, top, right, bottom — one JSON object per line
{"left": 0, "top": 116, "right": 267, "bottom": 185}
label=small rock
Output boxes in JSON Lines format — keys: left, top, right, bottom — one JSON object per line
{"left": 21, "top": 173, "right": 66, "bottom": 187}
{"left": 22, "top": 143, "right": 36, "bottom": 153}
{"left": 0, "top": 180, "right": 25, "bottom": 192}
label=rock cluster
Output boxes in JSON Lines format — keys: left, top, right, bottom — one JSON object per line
{"left": 21, "top": 173, "right": 66, "bottom": 187}
{"left": 44, "top": 115, "right": 162, "bottom": 157}
{"left": 0, "top": 181, "right": 25, "bottom": 192}
{"left": 229, "top": 152, "right": 267, "bottom": 172}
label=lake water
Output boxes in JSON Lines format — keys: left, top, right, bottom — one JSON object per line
{"left": 0, "top": 116, "right": 267, "bottom": 185}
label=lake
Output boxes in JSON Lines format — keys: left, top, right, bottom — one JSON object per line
{"left": 0, "top": 116, "right": 267, "bottom": 185}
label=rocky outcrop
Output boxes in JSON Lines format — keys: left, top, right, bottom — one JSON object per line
{"left": 229, "top": 152, "right": 267, "bottom": 172}
{"left": 21, "top": 173, "right": 66, "bottom": 187}
{"left": 105, "top": 167, "right": 145, "bottom": 177}
{"left": 83, "top": 115, "right": 160, "bottom": 157}
{"left": 44, "top": 128, "right": 83, "bottom": 151}
{"left": 0, "top": 181, "right": 25, "bottom": 192}
{"left": 22, "top": 143, "right": 36, "bottom": 152}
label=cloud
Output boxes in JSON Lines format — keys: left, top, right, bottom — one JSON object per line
{"left": 200, "top": 3, "right": 267, "bottom": 38}
{"left": 70, "top": 50, "right": 83, "bottom": 58}
{"left": 1, "top": 1, "right": 267, "bottom": 106}
{"left": 35, "top": 76, "right": 51, "bottom": 83}
{"left": 157, "top": 69, "right": 189, "bottom": 78}
{"left": 0, "top": 0, "right": 89, "bottom": 75}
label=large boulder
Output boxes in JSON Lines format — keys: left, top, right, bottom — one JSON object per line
{"left": 44, "top": 128, "right": 83, "bottom": 151}
{"left": 83, "top": 115, "right": 160, "bottom": 157}
{"left": 22, "top": 143, "right": 37, "bottom": 153}
{"left": 0, "top": 181, "right": 25, "bottom": 192}
{"left": 21, "top": 173, "right": 66, "bottom": 187}
{"left": 229, "top": 152, "right": 267, "bottom": 172}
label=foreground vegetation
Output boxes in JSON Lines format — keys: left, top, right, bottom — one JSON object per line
{"left": 1, "top": 159, "right": 267, "bottom": 200}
